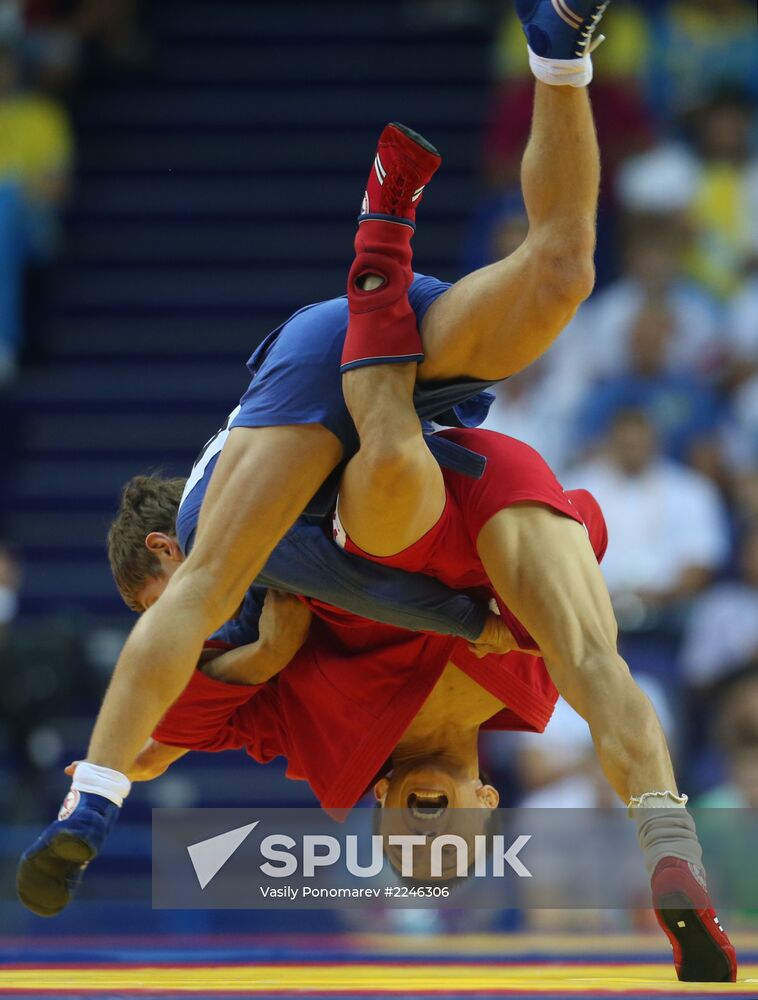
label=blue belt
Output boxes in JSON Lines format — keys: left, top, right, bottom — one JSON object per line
{"left": 425, "top": 433, "right": 487, "bottom": 479}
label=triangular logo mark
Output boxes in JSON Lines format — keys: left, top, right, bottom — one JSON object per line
{"left": 187, "top": 821, "right": 259, "bottom": 889}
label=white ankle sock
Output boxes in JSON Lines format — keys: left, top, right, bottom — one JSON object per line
{"left": 528, "top": 46, "right": 593, "bottom": 88}
{"left": 628, "top": 790, "right": 688, "bottom": 810}
{"left": 72, "top": 761, "right": 132, "bottom": 807}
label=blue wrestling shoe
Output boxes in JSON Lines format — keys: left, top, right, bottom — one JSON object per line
{"left": 516, "top": 0, "right": 611, "bottom": 59}
{"left": 17, "top": 789, "right": 119, "bottom": 916}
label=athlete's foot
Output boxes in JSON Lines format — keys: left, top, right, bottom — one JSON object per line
{"left": 341, "top": 123, "right": 442, "bottom": 373}
{"left": 516, "top": 0, "right": 610, "bottom": 59}
{"left": 360, "top": 122, "right": 441, "bottom": 226}
{"left": 652, "top": 857, "right": 737, "bottom": 983}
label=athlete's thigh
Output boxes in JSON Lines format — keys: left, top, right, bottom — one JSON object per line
{"left": 418, "top": 241, "right": 576, "bottom": 383}
{"left": 188, "top": 423, "right": 343, "bottom": 612}
{"left": 476, "top": 503, "right": 622, "bottom": 719}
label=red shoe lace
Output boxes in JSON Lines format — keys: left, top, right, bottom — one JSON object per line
{"left": 382, "top": 161, "right": 424, "bottom": 217}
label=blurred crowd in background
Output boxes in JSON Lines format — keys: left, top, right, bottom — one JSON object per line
{"left": 0, "top": 0, "right": 147, "bottom": 384}
{"left": 0, "top": 0, "right": 757, "bottom": 919}
{"left": 475, "top": 0, "right": 758, "bottom": 820}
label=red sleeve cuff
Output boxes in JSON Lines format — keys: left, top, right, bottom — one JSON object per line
{"left": 153, "top": 668, "right": 264, "bottom": 751}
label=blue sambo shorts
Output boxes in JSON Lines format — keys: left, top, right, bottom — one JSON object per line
{"left": 231, "top": 274, "right": 496, "bottom": 459}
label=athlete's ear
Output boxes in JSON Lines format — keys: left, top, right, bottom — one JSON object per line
{"left": 145, "top": 532, "right": 183, "bottom": 562}
{"left": 476, "top": 784, "right": 500, "bottom": 809}
{"left": 374, "top": 778, "right": 389, "bottom": 803}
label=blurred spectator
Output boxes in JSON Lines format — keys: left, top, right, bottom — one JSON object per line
{"left": 730, "top": 470, "right": 758, "bottom": 537}
{"left": 697, "top": 667, "right": 758, "bottom": 807}
{"left": 726, "top": 272, "right": 758, "bottom": 384}
{"left": 567, "top": 212, "right": 724, "bottom": 384}
{"left": 620, "top": 87, "right": 758, "bottom": 300}
{"left": 680, "top": 527, "right": 758, "bottom": 689}
{"left": 0, "top": 39, "right": 72, "bottom": 378}
{"left": 575, "top": 299, "right": 723, "bottom": 464}
{"left": 0, "top": 543, "right": 20, "bottom": 636}
{"left": 22, "top": 0, "right": 148, "bottom": 89}
{"left": 651, "top": 1, "right": 758, "bottom": 119}
{"left": 483, "top": 360, "right": 583, "bottom": 475}
{"left": 723, "top": 372, "right": 758, "bottom": 475}
{"left": 486, "top": 2, "right": 654, "bottom": 191}
{"left": 685, "top": 87, "right": 758, "bottom": 299}
{"left": 498, "top": 676, "right": 674, "bottom": 808}
{"left": 568, "top": 409, "right": 729, "bottom": 627}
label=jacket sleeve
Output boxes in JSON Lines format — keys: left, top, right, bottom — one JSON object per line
{"left": 256, "top": 519, "right": 487, "bottom": 642}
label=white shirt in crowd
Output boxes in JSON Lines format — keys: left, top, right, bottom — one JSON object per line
{"left": 560, "top": 279, "right": 723, "bottom": 381}
{"left": 482, "top": 368, "right": 584, "bottom": 475}
{"left": 679, "top": 582, "right": 758, "bottom": 687}
{"left": 501, "top": 677, "right": 674, "bottom": 809}
{"left": 727, "top": 275, "right": 758, "bottom": 364}
{"left": 566, "top": 458, "right": 729, "bottom": 596}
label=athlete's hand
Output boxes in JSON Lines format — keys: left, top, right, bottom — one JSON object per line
{"left": 17, "top": 786, "right": 120, "bottom": 917}
{"left": 65, "top": 740, "right": 186, "bottom": 782}
{"left": 257, "top": 590, "right": 312, "bottom": 663}
{"left": 469, "top": 611, "right": 519, "bottom": 658}
{"left": 200, "top": 591, "right": 312, "bottom": 686}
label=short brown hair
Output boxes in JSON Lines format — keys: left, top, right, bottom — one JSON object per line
{"left": 107, "top": 474, "right": 186, "bottom": 611}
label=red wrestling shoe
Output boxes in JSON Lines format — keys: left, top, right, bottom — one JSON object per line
{"left": 652, "top": 857, "right": 737, "bottom": 983}
{"left": 360, "top": 122, "right": 441, "bottom": 225}
{"left": 341, "top": 123, "right": 442, "bottom": 373}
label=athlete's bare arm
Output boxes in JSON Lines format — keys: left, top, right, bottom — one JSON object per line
{"left": 65, "top": 740, "right": 188, "bottom": 783}
{"left": 203, "top": 591, "right": 312, "bottom": 686}
{"left": 476, "top": 504, "right": 678, "bottom": 803}
{"left": 86, "top": 424, "right": 340, "bottom": 771}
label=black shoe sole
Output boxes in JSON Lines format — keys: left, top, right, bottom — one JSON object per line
{"left": 17, "top": 833, "right": 95, "bottom": 917}
{"left": 658, "top": 891, "right": 733, "bottom": 982}
{"left": 388, "top": 122, "right": 441, "bottom": 158}
{"left": 51, "top": 832, "right": 96, "bottom": 864}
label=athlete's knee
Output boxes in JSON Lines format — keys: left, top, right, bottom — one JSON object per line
{"left": 357, "top": 436, "right": 426, "bottom": 495}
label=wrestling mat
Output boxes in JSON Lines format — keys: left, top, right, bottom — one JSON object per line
{"left": 2, "top": 932, "right": 756, "bottom": 999}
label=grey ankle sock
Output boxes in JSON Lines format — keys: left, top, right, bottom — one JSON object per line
{"left": 630, "top": 807, "right": 704, "bottom": 877}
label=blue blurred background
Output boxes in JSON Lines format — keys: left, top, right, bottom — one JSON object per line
{"left": 0, "top": 0, "right": 757, "bottom": 942}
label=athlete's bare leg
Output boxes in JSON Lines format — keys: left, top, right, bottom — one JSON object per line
{"left": 339, "top": 359, "right": 446, "bottom": 556}
{"left": 476, "top": 504, "right": 677, "bottom": 803}
{"left": 419, "top": 82, "right": 599, "bottom": 382}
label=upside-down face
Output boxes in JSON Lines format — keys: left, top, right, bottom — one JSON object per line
{"left": 374, "top": 757, "right": 499, "bottom": 879}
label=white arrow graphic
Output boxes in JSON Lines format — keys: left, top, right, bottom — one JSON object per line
{"left": 187, "top": 821, "right": 259, "bottom": 889}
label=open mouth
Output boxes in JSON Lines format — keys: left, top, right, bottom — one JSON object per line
{"left": 407, "top": 791, "right": 449, "bottom": 821}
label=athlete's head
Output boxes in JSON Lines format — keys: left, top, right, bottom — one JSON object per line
{"left": 107, "top": 475, "right": 186, "bottom": 612}
{"left": 609, "top": 408, "right": 657, "bottom": 477}
{"left": 373, "top": 756, "right": 499, "bottom": 880}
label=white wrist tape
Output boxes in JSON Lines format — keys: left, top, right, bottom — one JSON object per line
{"left": 528, "top": 46, "right": 593, "bottom": 88}
{"left": 72, "top": 761, "right": 131, "bottom": 807}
